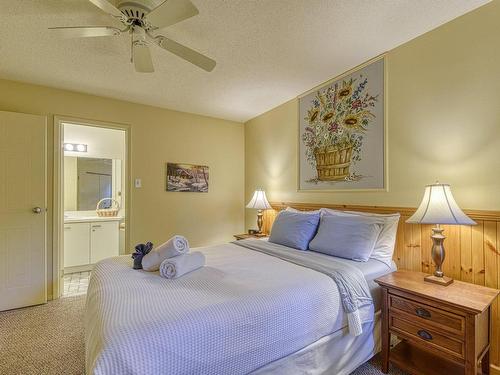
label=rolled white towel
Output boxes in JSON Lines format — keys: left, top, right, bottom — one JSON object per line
{"left": 142, "top": 235, "right": 189, "bottom": 272}
{"left": 159, "top": 252, "right": 206, "bottom": 279}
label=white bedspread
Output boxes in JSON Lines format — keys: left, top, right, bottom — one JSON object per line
{"left": 85, "top": 242, "right": 377, "bottom": 375}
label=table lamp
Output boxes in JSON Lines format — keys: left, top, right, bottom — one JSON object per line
{"left": 406, "top": 182, "right": 476, "bottom": 286}
{"left": 246, "top": 189, "right": 272, "bottom": 234}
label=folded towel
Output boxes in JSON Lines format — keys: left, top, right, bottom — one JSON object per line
{"left": 131, "top": 242, "right": 154, "bottom": 269}
{"left": 159, "top": 252, "right": 205, "bottom": 279}
{"left": 142, "top": 235, "right": 190, "bottom": 272}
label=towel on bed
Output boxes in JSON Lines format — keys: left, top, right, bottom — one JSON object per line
{"left": 131, "top": 242, "right": 154, "bottom": 269}
{"left": 142, "top": 235, "right": 189, "bottom": 271}
{"left": 159, "top": 251, "right": 205, "bottom": 279}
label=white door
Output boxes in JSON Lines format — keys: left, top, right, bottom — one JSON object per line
{"left": 90, "top": 221, "right": 119, "bottom": 264}
{"left": 64, "top": 223, "right": 90, "bottom": 268}
{"left": 0, "top": 111, "right": 47, "bottom": 311}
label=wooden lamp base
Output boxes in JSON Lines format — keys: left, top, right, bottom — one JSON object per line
{"left": 256, "top": 209, "right": 263, "bottom": 234}
{"left": 424, "top": 274, "right": 454, "bottom": 286}
{"left": 424, "top": 225, "right": 454, "bottom": 287}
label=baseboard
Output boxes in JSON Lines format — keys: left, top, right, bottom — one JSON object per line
{"left": 64, "top": 264, "right": 93, "bottom": 274}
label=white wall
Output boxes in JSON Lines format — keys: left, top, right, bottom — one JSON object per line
{"left": 63, "top": 123, "right": 125, "bottom": 160}
{"left": 63, "top": 156, "right": 77, "bottom": 211}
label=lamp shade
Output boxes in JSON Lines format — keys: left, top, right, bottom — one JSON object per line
{"left": 406, "top": 183, "right": 476, "bottom": 225}
{"left": 246, "top": 189, "right": 272, "bottom": 210}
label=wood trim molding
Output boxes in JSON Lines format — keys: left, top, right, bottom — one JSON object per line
{"left": 269, "top": 202, "right": 500, "bottom": 222}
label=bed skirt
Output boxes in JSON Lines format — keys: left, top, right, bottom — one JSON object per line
{"left": 251, "top": 311, "right": 381, "bottom": 375}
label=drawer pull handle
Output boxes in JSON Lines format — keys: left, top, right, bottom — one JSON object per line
{"left": 415, "top": 307, "right": 431, "bottom": 319}
{"left": 417, "top": 329, "right": 433, "bottom": 341}
{"left": 92, "top": 225, "right": 102, "bottom": 228}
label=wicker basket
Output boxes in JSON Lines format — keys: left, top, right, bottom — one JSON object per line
{"left": 96, "top": 198, "right": 120, "bottom": 217}
{"left": 314, "top": 144, "right": 353, "bottom": 181}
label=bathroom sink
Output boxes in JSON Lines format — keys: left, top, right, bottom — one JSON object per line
{"left": 64, "top": 215, "right": 122, "bottom": 222}
{"left": 64, "top": 216, "right": 98, "bottom": 221}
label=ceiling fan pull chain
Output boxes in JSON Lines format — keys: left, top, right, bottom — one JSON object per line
{"left": 130, "top": 31, "right": 133, "bottom": 64}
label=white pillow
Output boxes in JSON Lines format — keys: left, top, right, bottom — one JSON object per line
{"left": 320, "top": 208, "right": 400, "bottom": 266}
{"left": 285, "top": 206, "right": 321, "bottom": 215}
{"left": 309, "top": 214, "right": 384, "bottom": 261}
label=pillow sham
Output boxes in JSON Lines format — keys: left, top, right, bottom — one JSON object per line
{"left": 285, "top": 207, "right": 321, "bottom": 215}
{"left": 269, "top": 210, "right": 320, "bottom": 250}
{"left": 309, "top": 214, "right": 384, "bottom": 261}
{"left": 320, "top": 208, "right": 400, "bottom": 266}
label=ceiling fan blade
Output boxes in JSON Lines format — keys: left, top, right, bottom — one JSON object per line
{"left": 88, "top": 0, "right": 124, "bottom": 18}
{"left": 133, "top": 43, "right": 154, "bottom": 73}
{"left": 49, "top": 26, "right": 122, "bottom": 38}
{"left": 146, "top": 0, "right": 199, "bottom": 29}
{"left": 157, "top": 37, "right": 216, "bottom": 72}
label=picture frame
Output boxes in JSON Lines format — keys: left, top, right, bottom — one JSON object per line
{"left": 166, "top": 162, "right": 209, "bottom": 193}
{"left": 297, "top": 54, "right": 387, "bottom": 192}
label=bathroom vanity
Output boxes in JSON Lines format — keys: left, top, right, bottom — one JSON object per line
{"left": 64, "top": 215, "right": 122, "bottom": 273}
{"left": 63, "top": 156, "right": 124, "bottom": 273}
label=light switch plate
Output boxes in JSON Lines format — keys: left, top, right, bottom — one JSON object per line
{"left": 135, "top": 178, "right": 142, "bottom": 188}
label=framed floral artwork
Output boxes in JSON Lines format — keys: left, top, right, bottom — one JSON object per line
{"left": 298, "top": 56, "right": 386, "bottom": 191}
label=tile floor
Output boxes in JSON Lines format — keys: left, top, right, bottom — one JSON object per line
{"left": 63, "top": 271, "right": 90, "bottom": 297}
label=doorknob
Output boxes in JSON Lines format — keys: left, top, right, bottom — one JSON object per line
{"left": 32, "top": 207, "right": 43, "bottom": 214}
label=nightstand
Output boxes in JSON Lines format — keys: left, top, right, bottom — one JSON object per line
{"left": 233, "top": 233, "right": 268, "bottom": 240}
{"left": 375, "top": 270, "right": 499, "bottom": 375}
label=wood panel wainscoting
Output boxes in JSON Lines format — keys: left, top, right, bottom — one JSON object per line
{"left": 262, "top": 202, "right": 500, "bottom": 374}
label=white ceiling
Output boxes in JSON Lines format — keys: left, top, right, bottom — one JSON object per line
{"left": 0, "top": 0, "right": 489, "bottom": 122}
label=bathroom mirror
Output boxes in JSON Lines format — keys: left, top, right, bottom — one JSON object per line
{"left": 64, "top": 156, "right": 122, "bottom": 211}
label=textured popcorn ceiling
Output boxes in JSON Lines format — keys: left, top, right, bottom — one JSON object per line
{"left": 0, "top": 0, "right": 489, "bottom": 122}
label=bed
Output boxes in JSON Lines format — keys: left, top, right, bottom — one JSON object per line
{"left": 85, "top": 239, "right": 396, "bottom": 375}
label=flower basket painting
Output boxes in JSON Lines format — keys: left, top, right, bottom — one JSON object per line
{"left": 299, "top": 58, "right": 385, "bottom": 190}
{"left": 166, "top": 163, "right": 209, "bottom": 192}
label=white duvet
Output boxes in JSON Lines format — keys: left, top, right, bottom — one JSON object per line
{"left": 85, "top": 242, "right": 375, "bottom": 375}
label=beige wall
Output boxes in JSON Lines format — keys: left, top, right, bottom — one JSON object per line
{"left": 0, "top": 78, "right": 245, "bottom": 296}
{"left": 245, "top": 1, "right": 500, "bottom": 229}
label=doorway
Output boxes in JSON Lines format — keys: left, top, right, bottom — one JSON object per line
{"left": 54, "top": 117, "right": 130, "bottom": 299}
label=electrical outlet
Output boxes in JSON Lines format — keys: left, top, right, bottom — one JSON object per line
{"left": 135, "top": 178, "right": 142, "bottom": 188}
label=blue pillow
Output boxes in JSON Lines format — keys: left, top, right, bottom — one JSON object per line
{"left": 309, "top": 214, "right": 383, "bottom": 261}
{"left": 268, "top": 210, "right": 320, "bottom": 250}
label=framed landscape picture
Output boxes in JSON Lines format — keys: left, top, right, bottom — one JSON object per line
{"left": 166, "top": 163, "right": 209, "bottom": 192}
{"left": 298, "top": 56, "right": 386, "bottom": 191}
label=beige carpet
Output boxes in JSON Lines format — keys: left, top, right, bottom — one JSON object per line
{"left": 0, "top": 296, "right": 86, "bottom": 375}
{"left": 0, "top": 296, "right": 406, "bottom": 375}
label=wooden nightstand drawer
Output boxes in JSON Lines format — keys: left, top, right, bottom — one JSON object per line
{"left": 390, "top": 314, "right": 465, "bottom": 360}
{"left": 376, "top": 271, "right": 499, "bottom": 375}
{"left": 389, "top": 294, "right": 465, "bottom": 336}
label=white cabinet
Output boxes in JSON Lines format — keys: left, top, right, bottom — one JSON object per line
{"left": 90, "top": 221, "right": 119, "bottom": 264}
{"left": 64, "top": 220, "right": 119, "bottom": 270}
{"left": 64, "top": 223, "right": 91, "bottom": 268}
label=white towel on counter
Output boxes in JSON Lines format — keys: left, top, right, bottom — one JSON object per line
{"left": 142, "top": 235, "right": 190, "bottom": 272}
{"left": 159, "top": 252, "right": 206, "bottom": 279}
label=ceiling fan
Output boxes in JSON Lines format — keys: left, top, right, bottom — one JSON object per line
{"left": 49, "top": 0, "right": 216, "bottom": 73}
